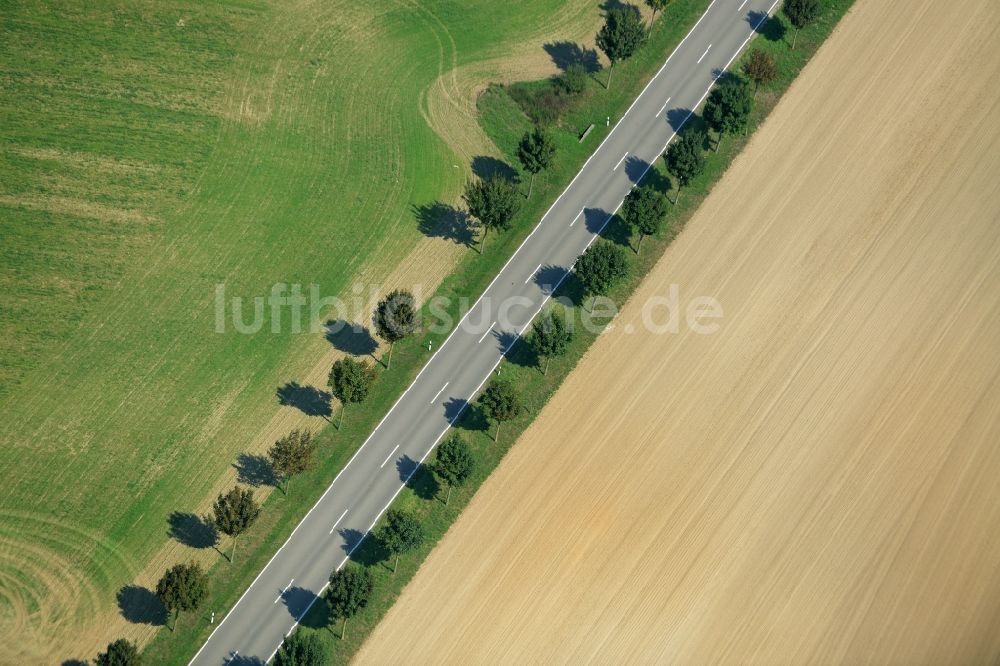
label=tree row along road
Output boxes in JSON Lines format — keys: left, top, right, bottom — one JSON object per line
{"left": 191, "top": 0, "right": 779, "bottom": 662}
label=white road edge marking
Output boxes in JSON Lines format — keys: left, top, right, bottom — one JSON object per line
{"left": 477, "top": 324, "right": 494, "bottom": 344}
{"left": 266, "top": 0, "right": 779, "bottom": 650}
{"left": 328, "top": 509, "right": 348, "bottom": 535}
{"left": 379, "top": 445, "right": 400, "bottom": 469}
{"left": 273, "top": 579, "right": 294, "bottom": 604}
{"left": 570, "top": 208, "right": 584, "bottom": 226}
{"left": 656, "top": 96, "right": 672, "bottom": 117}
{"left": 698, "top": 43, "right": 712, "bottom": 63}
{"left": 190, "top": 0, "right": 788, "bottom": 659}
{"left": 739, "top": 0, "right": 749, "bottom": 10}
{"left": 430, "top": 381, "right": 449, "bottom": 404}
{"left": 525, "top": 264, "right": 541, "bottom": 284}
{"left": 614, "top": 152, "right": 628, "bottom": 171}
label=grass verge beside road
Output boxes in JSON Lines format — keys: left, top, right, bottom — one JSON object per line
{"left": 144, "top": 1, "right": 854, "bottom": 662}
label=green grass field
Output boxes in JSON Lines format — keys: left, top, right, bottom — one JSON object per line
{"left": 0, "top": 0, "right": 600, "bottom": 660}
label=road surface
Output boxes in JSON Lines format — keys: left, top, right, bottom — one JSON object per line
{"left": 191, "top": 0, "right": 779, "bottom": 662}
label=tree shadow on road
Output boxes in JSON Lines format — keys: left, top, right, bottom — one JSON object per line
{"left": 444, "top": 396, "right": 489, "bottom": 434}
{"left": 279, "top": 585, "right": 318, "bottom": 622}
{"left": 400, "top": 457, "right": 438, "bottom": 500}
{"left": 340, "top": 528, "right": 388, "bottom": 569}
{"left": 750, "top": 11, "right": 787, "bottom": 42}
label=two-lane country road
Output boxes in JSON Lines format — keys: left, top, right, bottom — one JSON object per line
{"left": 192, "top": 0, "right": 779, "bottom": 662}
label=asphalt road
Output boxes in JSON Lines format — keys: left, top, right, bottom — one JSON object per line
{"left": 191, "top": 0, "right": 779, "bottom": 662}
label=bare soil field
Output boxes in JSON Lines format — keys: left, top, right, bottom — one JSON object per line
{"left": 357, "top": 0, "right": 1000, "bottom": 662}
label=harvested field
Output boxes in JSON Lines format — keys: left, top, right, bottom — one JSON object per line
{"left": 357, "top": 0, "right": 1000, "bottom": 662}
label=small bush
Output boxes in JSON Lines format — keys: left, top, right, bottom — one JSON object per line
{"left": 507, "top": 82, "right": 566, "bottom": 125}
{"left": 559, "top": 63, "right": 588, "bottom": 95}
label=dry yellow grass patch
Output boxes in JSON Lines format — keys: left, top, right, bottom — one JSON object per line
{"left": 357, "top": 0, "right": 1000, "bottom": 663}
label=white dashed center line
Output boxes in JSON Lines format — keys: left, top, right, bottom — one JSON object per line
{"left": 380, "top": 445, "right": 399, "bottom": 469}
{"left": 273, "top": 579, "right": 294, "bottom": 604}
{"left": 329, "top": 509, "right": 348, "bottom": 535}
{"left": 430, "top": 382, "right": 449, "bottom": 404}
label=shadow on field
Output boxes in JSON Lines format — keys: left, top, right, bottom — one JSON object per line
{"left": 167, "top": 511, "right": 218, "bottom": 549}
{"left": 471, "top": 155, "right": 519, "bottom": 183}
{"left": 234, "top": 453, "right": 276, "bottom": 488}
{"left": 543, "top": 41, "right": 601, "bottom": 73}
{"left": 117, "top": 584, "right": 168, "bottom": 626}
{"left": 600, "top": 0, "right": 634, "bottom": 15}
{"left": 413, "top": 201, "right": 476, "bottom": 247}
{"left": 325, "top": 320, "right": 379, "bottom": 358}
{"left": 276, "top": 381, "right": 332, "bottom": 419}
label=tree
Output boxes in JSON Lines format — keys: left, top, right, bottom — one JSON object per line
{"left": 327, "top": 567, "right": 373, "bottom": 640}
{"left": 575, "top": 240, "right": 630, "bottom": 309}
{"left": 517, "top": 127, "right": 556, "bottom": 199}
{"left": 463, "top": 174, "right": 520, "bottom": 252}
{"left": 783, "top": 0, "right": 819, "bottom": 49}
{"left": 621, "top": 183, "right": 668, "bottom": 253}
{"left": 529, "top": 311, "right": 572, "bottom": 375}
{"left": 372, "top": 289, "right": 418, "bottom": 369}
{"left": 644, "top": 0, "right": 673, "bottom": 25}
{"left": 155, "top": 562, "right": 208, "bottom": 631}
{"left": 267, "top": 429, "right": 317, "bottom": 495}
{"left": 212, "top": 485, "right": 260, "bottom": 563}
{"left": 559, "top": 63, "right": 588, "bottom": 95}
{"left": 377, "top": 508, "right": 424, "bottom": 574}
{"left": 665, "top": 127, "right": 705, "bottom": 203}
{"left": 434, "top": 433, "right": 475, "bottom": 505}
{"left": 742, "top": 49, "right": 778, "bottom": 99}
{"left": 596, "top": 6, "right": 646, "bottom": 89}
{"left": 478, "top": 378, "right": 523, "bottom": 442}
{"left": 703, "top": 76, "right": 753, "bottom": 151}
{"left": 274, "top": 631, "right": 327, "bottom": 666}
{"left": 328, "top": 357, "right": 375, "bottom": 428}
{"left": 95, "top": 639, "right": 141, "bottom": 666}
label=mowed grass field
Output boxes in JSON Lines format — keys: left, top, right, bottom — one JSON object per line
{"left": 358, "top": 0, "right": 1000, "bottom": 662}
{"left": 0, "top": 0, "right": 604, "bottom": 660}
